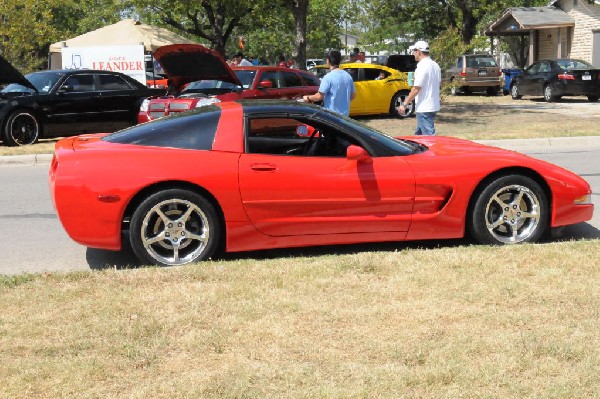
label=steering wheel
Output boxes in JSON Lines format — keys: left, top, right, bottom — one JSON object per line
{"left": 302, "top": 129, "right": 321, "bottom": 155}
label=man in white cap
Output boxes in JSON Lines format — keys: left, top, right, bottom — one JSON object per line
{"left": 397, "top": 41, "right": 441, "bottom": 135}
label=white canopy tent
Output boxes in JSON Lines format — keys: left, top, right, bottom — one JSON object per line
{"left": 48, "top": 19, "right": 198, "bottom": 69}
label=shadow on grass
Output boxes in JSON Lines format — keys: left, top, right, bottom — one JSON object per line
{"left": 86, "top": 222, "right": 600, "bottom": 271}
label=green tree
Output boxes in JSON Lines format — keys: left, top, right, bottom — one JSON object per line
{"left": 367, "top": 0, "right": 547, "bottom": 45}
{"left": 1, "top": 0, "right": 132, "bottom": 72}
{"left": 132, "top": 0, "right": 253, "bottom": 56}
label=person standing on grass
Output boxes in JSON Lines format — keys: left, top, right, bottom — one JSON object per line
{"left": 397, "top": 41, "right": 441, "bottom": 135}
{"left": 303, "top": 50, "right": 356, "bottom": 116}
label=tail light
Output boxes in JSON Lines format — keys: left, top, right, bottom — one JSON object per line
{"left": 460, "top": 70, "right": 466, "bottom": 77}
{"left": 498, "top": 70, "right": 502, "bottom": 76}
{"left": 557, "top": 73, "right": 575, "bottom": 80}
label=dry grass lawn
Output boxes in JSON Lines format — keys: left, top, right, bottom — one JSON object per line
{"left": 1, "top": 241, "right": 600, "bottom": 398}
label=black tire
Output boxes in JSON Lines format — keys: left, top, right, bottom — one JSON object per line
{"left": 389, "top": 91, "right": 415, "bottom": 118}
{"left": 129, "top": 189, "right": 220, "bottom": 266}
{"left": 486, "top": 86, "right": 499, "bottom": 96}
{"left": 1, "top": 110, "right": 40, "bottom": 146}
{"left": 543, "top": 84, "right": 558, "bottom": 102}
{"left": 510, "top": 84, "right": 522, "bottom": 100}
{"left": 450, "top": 81, "right": 461, "bottom": 96}
{"left": 588, "top": 95, "right": 599, "bottom": 102}
{"left": 468, "top": 175, "right": 548, "bottom": 245}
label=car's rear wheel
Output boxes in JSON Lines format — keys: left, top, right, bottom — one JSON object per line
{"left": 486, "top": 86, "right": 499, "bottom": 96}
{"left": 588, "top": 95, "right": 599, "bottom": 102}
{"left": 544, "top": 85, "right": 558, "bottom": 102}
{"left": 129, "top": 189, "right": 220, "bottom": 266}
{"left": 469, "top": 175, "right": 548, "bottom": 245}
{"left": 1, "top": 110, "right": 40, "bottom": 146}
{"left": 510, "top": 84, "right": 522, "bottom": 100}
{"left": 390, "top": 91, "right": 415, "bottom": 118}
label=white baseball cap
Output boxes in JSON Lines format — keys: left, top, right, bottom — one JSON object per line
{"left": 409, "top": 41, "right": 430, "bottom": 52}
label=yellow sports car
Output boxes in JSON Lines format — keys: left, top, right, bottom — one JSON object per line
{"left": 309, "top": 63, "right": 414, "bottom": 118}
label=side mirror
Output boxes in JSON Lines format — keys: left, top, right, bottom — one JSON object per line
{"left": 346, "top": 145, "right": 372, "bottom": 164}
{"left": 58, "top": 84, "right": 73, "bottom": 93}
{"left": 296, "top": 124, "right": 316, "bottom": 138}
{"left": 258, "top": 80, "right": 273, "bottom": 89}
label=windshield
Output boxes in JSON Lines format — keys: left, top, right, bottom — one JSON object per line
{"left": 466, "top": 56, "right": 497, "bottom": 68}
{"left": 556, "top": 59, "right": 594, "bottom": 70}
{"left": 1, "top": 71, "right": 63, "bottom": 94}
{"left": 233, "top": 70, "right": 256, "bottom": 89}
{"left": 180, "top": 79, "right": 240, "bottom": 96}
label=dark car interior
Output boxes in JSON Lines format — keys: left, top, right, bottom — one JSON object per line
{"left": 245, "top": 116, "right": 359, "bottom": 157}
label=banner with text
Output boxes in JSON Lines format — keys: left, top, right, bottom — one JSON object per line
{"left": 61, "top": 45, "right": 146, "bottom": 85}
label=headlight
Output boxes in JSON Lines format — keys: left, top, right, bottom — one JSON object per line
{"left": 139, "top": 98, "right": 150, "bottom": 112}
{"left": 574, "top": 193, "right": 592, "bottom": 205}
{"left": 195, "top": 98, "right": 221, "bottom": 108}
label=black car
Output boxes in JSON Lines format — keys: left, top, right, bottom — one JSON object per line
{"left": 510, "top": 59, "right": 600, "bottom": 103}
{"left": 0, "top": 55, "right": 164, "bottom": 146}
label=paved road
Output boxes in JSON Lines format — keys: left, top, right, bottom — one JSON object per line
{"left": 1, "top": 138, "right": 599, "bottom": 275}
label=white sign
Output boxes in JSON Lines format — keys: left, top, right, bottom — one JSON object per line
{"left": 61, "top": 45, "right": 146, "bottom": 85}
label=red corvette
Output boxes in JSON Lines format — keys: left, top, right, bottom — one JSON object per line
{"left": 50, "top": 100, "right": 593, "bottom": 266}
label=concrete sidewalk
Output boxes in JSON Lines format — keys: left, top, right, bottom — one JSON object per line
{"left": 2, "top": 136, "right": 600, "bottom": 166}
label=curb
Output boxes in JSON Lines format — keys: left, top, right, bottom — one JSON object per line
{"left": 2, "top": 136, "right": 600, "bottom": 166}
{"left": 0, "top": 153, "right": 53, "bottom": 166}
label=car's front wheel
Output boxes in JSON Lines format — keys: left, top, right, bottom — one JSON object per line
{"left": 469, "top": 175, "right": 548, "bottom": 245}
{"left": 1, "top": 110, "right": 40, "bottom": 146}
{"left": 390, "top": 91, "right": 415, "bottom": 118}
{"left": 129, "top": 189, "right": 221, "bottom": 266}
{"left": 510, "top": 84, "right": 522, "bottom": 100}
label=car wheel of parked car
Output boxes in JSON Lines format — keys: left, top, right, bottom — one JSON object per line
{"left": 510, "top": 84, "right": 522, "bottom": 100}
{"left": 486, "top": 86, "right": 499, "bottom": 96}
{"left": 543, "top": 85, "right": 558, "bottom": 102}
{"left": 2, "top": 110, "right": 40, "bottom": 146}
{"left": 129, "top": 189, "right": 221, "bottom": 266}
{"left": 588, "top": 96, "right": 599, "bottom": 102}
{"left": 390, "top": 91, "right": 415, "bottom": 118}
{"left": 468, "top": 175, "right": 548, "bottom": 245}
{"left": 450, "top": 81, "right": 461, "bottom": 96}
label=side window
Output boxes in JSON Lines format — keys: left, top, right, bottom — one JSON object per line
{"left": 528, "top": 63, "right": 541, "bottom": 74}
{"left": 363, "top": 68, "right": 382, "bottom": 80}
{"left": 98, "top": 74, "right": 133, "bottom": 91}
{"left": 281, "top": 71, "right": 303, "bottom": 87}
{"left": 539, "top": 62, "right": 550, "bottom": 73}
{"left": 246, "top": 116, "right": 359, "bottom": 157}
{"left": 246, "top": 117, "right": 307, "bottom": 155}
{"left": 300, "top": 72, "right": 320, "bottom": 86}
{"left": 259, "top": 71, "right": 280, "bottom": 88}
{"left": 457, "top": 57, "right": 464, "bottom": 68}
{"left": 343, "top": 68, "right": 359, "bottom": 81}
{"left": 65, "top": 74, "right": 95, "bottom": 92}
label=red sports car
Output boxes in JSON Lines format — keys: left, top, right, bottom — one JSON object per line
{"left": 138, "top": 44, "right": 320, "bottom": 122}
{"left": 50, "top": 100, "right": 593, "bottom": 266}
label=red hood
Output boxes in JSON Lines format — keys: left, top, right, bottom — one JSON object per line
{"left": 400, "top": 135, "right": 516, "bottom": 156}
{"left": 153, "top": 44, "right": 242, "bottom": 92}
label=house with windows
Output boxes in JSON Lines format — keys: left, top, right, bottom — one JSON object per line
{"left": 485, "top": 0, "right": 600, "bottom": 67}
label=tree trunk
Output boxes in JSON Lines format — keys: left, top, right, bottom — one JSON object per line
{"left": 282, "top": 0, "right": 308, "bottom": 70}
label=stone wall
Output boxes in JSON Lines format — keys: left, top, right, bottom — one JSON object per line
{"left": 559, "top": 0, "right": 600, "bottom": 63}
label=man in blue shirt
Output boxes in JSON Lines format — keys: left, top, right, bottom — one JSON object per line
{"left": 303, "top": 50, "right": 356, "bottom": 116}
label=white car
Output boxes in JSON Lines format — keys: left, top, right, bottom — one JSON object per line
{"left": 306, "top": 59, "right": 325, "bottom": 69}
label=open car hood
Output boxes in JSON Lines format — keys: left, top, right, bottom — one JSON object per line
{"left": 0, "top": 54, "right": 36, "bottom": 91}
{"left": 153, "top": 44, "right": 242, "bottom": 92}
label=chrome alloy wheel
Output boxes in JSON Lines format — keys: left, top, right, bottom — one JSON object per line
{"left": 140, "top": 198, "right": 210, "bottom": 265}
{"left": 484, "top": 184, "right": 541, "bottom": 243}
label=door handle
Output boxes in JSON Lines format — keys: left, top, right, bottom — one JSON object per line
{"left": 250, "top": 163, "right": 277, "bottom": 172}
